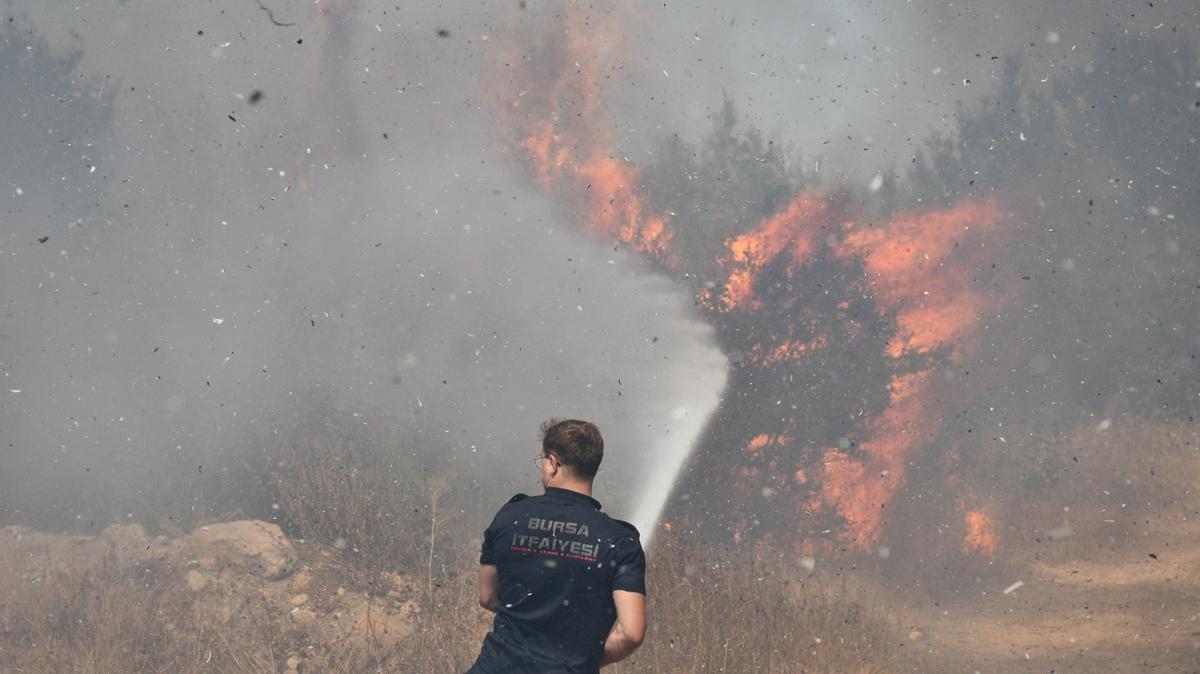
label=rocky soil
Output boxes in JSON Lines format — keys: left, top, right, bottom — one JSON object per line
{"left": 0, "top": 520, "right": 425, "bottom": 672}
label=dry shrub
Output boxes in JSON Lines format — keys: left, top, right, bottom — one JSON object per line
{"left": 393, "top": 565, "right": 493, "bottom": 672}
{"left": 0, "top": 525, "right": 917, "bottom": 673}
{"left": 0, "top": 546, "right": 485, "bottom": 673}
{"left": 260, "top": 411, "right": 477, "bottom": 593}
{"left": 0, "top": 556, "right": 284, "bottom": 674}
{"left": 612, "top": 532, "right": 921, "bottom": 674}
{"left": 284, "top": 567, "right": 489, "bottom": 674}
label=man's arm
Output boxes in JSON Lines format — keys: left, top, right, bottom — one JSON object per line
{"left": 599, "top": 589, "right": 646, "bottom": 666}
{"left": 478, "top": 564, "right": 499, "bottom": 613}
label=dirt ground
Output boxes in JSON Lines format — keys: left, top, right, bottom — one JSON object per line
{"left": 2, "top": 514, "right": 1197, "bottom": 673}
{"left": 914, "top": 510, "right": 1200, "bottom": 673}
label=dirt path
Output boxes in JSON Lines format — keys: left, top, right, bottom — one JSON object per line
{"left": 919, "top": 514, "right": 1200, "bottom": 672}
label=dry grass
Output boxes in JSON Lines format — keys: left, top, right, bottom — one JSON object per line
{"left": 0, "top": 550, "right": 488, "bottom": 673}
{"left": 0, "top": 530, "right": 917, "bottom": 673}
{"left": 0, "top": 407, "right": 922, "bottom": 673}
{"left": 613, "top": 534, "right": 920, "bottom": 674}
{"left": 254, "top": 411, "right": 479, "bottom": 596}
{"left": 0, "top": 558, "right": 284, "bottom": 673}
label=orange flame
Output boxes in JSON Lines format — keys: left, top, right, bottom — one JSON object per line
{"left": 745, "top": 433, "right": 771, "bottom": 454}
{"left": 818, "top": 370, "right": 937, "bottom": 548}
{"left": 962, "top": 510, "right": 999, "bottom": 556}
{"left": 500, "top": 9, "right": 673, "bottom": 260}
{"left": 745, "top": 334, "right": 828, "bottom": 368}
{"left": 716, "top": 192, "right": 828, "bottom": 310}
{"left": 835, "top": 200, "right": 1004, "bottom": 360}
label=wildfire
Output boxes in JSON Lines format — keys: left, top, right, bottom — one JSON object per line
{"left": 496, "top": 5, "right": 1013, "bottom": 556}
{"left": 718, "top": 192, "right": 829, "bottom": 311}
{"left": 742, "top": 433, "right": 792, "bottom": 455}
{"left": 835, "top": 200, "right": 1003, "bottom": 360}
{"left": 812, "top": 200, "right": 1005, "bottom": 548}
{"left": 499, "top": 8, "right": 674, "bottom": 260}
{"left": 816, "top": 371, "right": 933, "bottom": 547}
{"left": 744, "top": 434, "right": 771, "bottom": 454}
{"left": 961, "top": 510, "right": 999, "bottom": 556}
{"left": 744, "top": 334, "right": 827, "bottom": 368}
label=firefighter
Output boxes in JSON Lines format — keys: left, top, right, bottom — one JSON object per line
{"left": 467, "top": 419, "right": 646, "bottom": 673}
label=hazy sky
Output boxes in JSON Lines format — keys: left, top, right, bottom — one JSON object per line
{"left": 610, "top": 0, "right": 1199, "bottom": 181}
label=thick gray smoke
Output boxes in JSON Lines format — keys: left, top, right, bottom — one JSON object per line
{"left": 608, "top": 0, "right": 1199, "bottom": 181}
{"left": 2, "top": 0, "right": 1197, "bottom": 556}
{"left": 0, "top": 1, "right": 727, "bottom": 535}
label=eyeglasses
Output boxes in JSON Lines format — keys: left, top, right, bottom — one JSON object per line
{"left": 533, "top": 453, "right": 556, "bottom": 469}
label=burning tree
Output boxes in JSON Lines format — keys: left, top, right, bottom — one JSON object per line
{"left": 493, "top": 6, "right": 1014, "bottom": 558}
{"left": 494, "top": 6, "right": 1200, "bottom": 560}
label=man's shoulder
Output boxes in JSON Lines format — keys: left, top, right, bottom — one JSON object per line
{"left": 488, "top": 493, "right": 532, "bottom": 520}
{"left": 599, "top": 514, "right": 642, "bottom": 542}
{"left": 613, "top": 517, "right": 640, "bottom": 537}
{"left": 495, "top": 492, "right": 531, "bottom": 513}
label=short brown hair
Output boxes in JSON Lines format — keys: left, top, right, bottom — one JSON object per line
{"left": 540, "top": 418, "right": 604, "bottom": 479}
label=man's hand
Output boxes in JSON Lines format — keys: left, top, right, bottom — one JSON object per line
{"left": 478, "top": 564, "right": 499, "bottom": 613}
{"left": 599, "top": 590, "right": 645, "bottom": 667}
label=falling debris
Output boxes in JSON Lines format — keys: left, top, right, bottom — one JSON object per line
{"left": 254, "top": 0, "right": 295, "bottom": 27}
{"left": 3, "top": 5, "right": 1200, "bottom": 672}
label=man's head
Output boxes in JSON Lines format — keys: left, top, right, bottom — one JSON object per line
{"left": 538, "top": 418, "right": 604, "bottom": 488}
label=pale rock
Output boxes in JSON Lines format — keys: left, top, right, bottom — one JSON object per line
{"left": 289, "top": 570, "right": 312, "bottom": 592}
{"left": 383, "top": 571, "right": 418, "bottom": 601}
{"left": 186, "top": 520, "right": 296, "bottom": 580}
{"left": 292, "top": 609, "right": 318, "bottom": 625}
{"left": 186, "top": 569, "right": 208, "bottom": 592}
{"left": 337, "top": 594, "right": 416, "bottom": 649}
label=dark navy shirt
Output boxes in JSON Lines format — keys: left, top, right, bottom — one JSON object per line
{"left": 467, "top": 487, "right": 646, "bottom": 674}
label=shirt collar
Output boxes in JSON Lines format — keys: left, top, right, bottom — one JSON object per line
{"left": 543, "top": 487, "right": 602, "bottom": 511}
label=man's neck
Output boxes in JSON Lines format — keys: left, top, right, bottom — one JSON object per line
{"left": 546, "top": 480, "right": 593, "bottom": 497}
